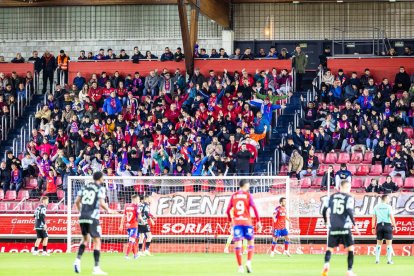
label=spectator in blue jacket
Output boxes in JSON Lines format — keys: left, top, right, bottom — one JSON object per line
{"left": 250, "top": 97, "right": 285, "bottom": 126}
{"left": 103, "top": 91, "right": 122, "bottom": 117}
{"left": 330, "top": 80, "right": 343, "bottom": 104}
{"left": 73, "top": 72, "right": 86, "bottom": 90}
{"left": 160, "top": 47, "right": 174, "bottom": 61}
{"left": 357, "top": 89, "right": 373, "bottom": 111}
{"left": 188, "top": 154, "right": 209, "bottom": 176}
{"left": 335, "top": 163, "right": 352, "bottom": 190}
{"left": 252, "top": 112, "right": 269, "bottom": 134}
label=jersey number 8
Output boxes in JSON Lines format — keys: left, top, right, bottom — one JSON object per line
{"left": 81, "top": 190, "right": 96, "bottom": 205}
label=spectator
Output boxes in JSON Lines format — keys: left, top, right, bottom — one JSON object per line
{"left": 94, "top": 49, "right": 106, "bottom": 60}
{"left": 0, "top": 162, "right": 11, "bottom": 192}
{"left": 106, "top": 48, "right": 116, "bottom": 60}
{"left": 118, "top": 49, "right": 129, "bottom": 60}
{"left": 389, "top": 151, "right": 407, "bottom": 179}
{"left": 218, "top": 48, "right": 229, "bottom": 59}
{"left": 34, "top": 105, "right": 51, "bottom": 129}
{"left": 365, "top": 178, "right": 381, "bottom": 193}
{"left": 144, "top": 70, "right": 159, "bottom": 97}
{"left": 386, "top": 47, "right": 398, "bottom": 56}
{"left": 56, "top": 50, "right": 69, "bottom": 85}
{"left": 403, "top": 46, "right": 413, "bottom": 56}
{"left": 11, "top": 52, "right": 25, "bottom": 63}
{"left": 386, "top": 139, "right": 401, "bottom": 164}
{"left": 161, "top": 47, "right": 174, "bottom": 61}
{"left": 78, "top": 50, "right": 87, "bottom": 60}
{"left": 299, "top": 95, "right": 317, "bottom": 129}
{"left": 240, "top": 48, "right": 254, "bottom": 60}
{"left": 9, "top": 163, "right": 23, "bottom": 193}
{"left": 132, "top": 47, "right": 145, "bottom": 63}
{"left": 278, "top": 48, "right": 291, "bottom": 60}
{"left": 299, "top": 148, "right": 319, "bottom": 180}
{"left": 144, "top": 51, "right": 158, "bottom": 60}
{"left": 87, "top": 51, "right": 94, "bottom": 60}
{"left": 43, "top": 167, "right": 58, "bottom": 202}
{"left": 321, "top": 165, "right": 335, "bottom": 190}
{"left": 21, "top": 152, "right": 37, "bottom": 177}
{"left": 394, "top": 66, "right": 411, "bottom": 92}
{"left": 73, "top": 72, "right": 86, "bottom": 90}
{"left": 206, "top": 136, "right": 223, "bottom": 156}
{"left": 360, "top": 68, "right": 372, "bottom": 88}
{"left": 173, "top": 47, "right": 185, "bottom": 62}
{"left": 28, "top": 51, "right": 42, "bottom": 74}
{"left": 103, "top": 91, "right": 122, "bottom": 117}
{"left": 335, "top": 163, "right": 352, "bottom": 190}
{"left": 198, "top": 48, "right": 209, "bottom": 58}
{"left": 319, "top": 47, "right": 331, "bottom": 68}
{"left": 292, "top": 45, "right": 307, "bottom": 91}
{"left": 210, "top": 49, "right": 220, "bottom": 58}
{"left": 236, "top": 144, "right": 253, "bottom": 175}
{"left": 322, "top": 69, "right": 334, "bottom": 86}
{"left": 381, "top": 175, "right": 399, "bottom": 194}
{"left": 41, "top": 51, "right": 56, "bottom": 94}
{"left": 256, "top": 48, "right": 266, "bottom": 58}
{"left": 229, "top": 48, "right": 241, "bottom": 60}
{"left": 267, "top": 46, "right": 278, "bottom": 58}
{"left": 287, "top": 150, "right": 303, "bottom": 179}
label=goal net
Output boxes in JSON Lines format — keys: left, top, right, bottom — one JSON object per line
{"left": 66, "top": 176, "right": 302, "bottom": 254}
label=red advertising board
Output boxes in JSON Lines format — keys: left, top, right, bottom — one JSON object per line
{"left": 0, "top": 62, "right": 34, "bottom": 76}
{"left": 1, "top": 215, "right": 413, "bottom": 238}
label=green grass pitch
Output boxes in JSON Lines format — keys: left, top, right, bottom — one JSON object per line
{"left": 0, "top": 253, "right": 413, "bottom": 276}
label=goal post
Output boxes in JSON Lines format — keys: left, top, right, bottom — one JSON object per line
{"left": 66, "top": 175, "right": 300, "bottom": 254}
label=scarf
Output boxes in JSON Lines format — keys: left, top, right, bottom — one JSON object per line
{"left": 307, "top": 156, "right": 314, "bottom": 168}
{"left": 110, "top": 97, "right": 116, "bottom": 108}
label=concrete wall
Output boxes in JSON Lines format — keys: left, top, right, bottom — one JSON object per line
{"left": 0, "top": 5, "right": 223, "bottom": 61}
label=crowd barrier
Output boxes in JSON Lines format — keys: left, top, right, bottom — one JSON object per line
{"left": 327, "top": 57, "right": 414, "bottom": 82}
{"left": 0, "top": 62, "right": 34, "bottom": 76}
{"left": 68, "top": 59, "right": 293, "bottom": 81}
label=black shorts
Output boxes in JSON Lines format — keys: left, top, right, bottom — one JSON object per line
{"left": 138, "top": 224, "right": 150, "bottom": 234}
{"left": 327, "top": 231, "right": 354, "bottom": 248}
{"left": 36, "top": 229, "right": 48, "bottom": 239}
{"left": 376, "top": 223, "right": 393, "bottom": 241}
{"left": 80, "top": 220, "right": 101, "bottom": 238}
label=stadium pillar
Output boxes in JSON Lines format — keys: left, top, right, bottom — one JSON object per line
{"left": 190, "top": 5, "right": 199, "bottom": 54}
{"left": 177, "top": 0, "right": 194, "bottom": 75}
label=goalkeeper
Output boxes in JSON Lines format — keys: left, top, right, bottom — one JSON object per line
{"left": 224, "top": 207, "right": 247, "bottom": 254}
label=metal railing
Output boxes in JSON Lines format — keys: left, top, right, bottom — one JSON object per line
{"left": 273, "top": 148, "right": 280, "bottom": 175}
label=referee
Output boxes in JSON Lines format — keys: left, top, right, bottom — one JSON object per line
{"left": 372, "top": 194, "right": 397, "bottom": 264}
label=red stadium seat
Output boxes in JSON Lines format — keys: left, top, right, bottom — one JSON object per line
{"left": 347, "top": 165, "right": 357, "bottom": 175}
{"left": 362, "top": 151, "right": 373, "bottom": 164}
{"left": 22, "top": 202, "right": 34, "bottom": 213}
{"left": 403, "top": 127, "right": 414, "bottom": 139}
{"left": 383, "top": 165, "right": 392, "bottom": 175}
{"left": 56, "top": 177, "right": 63, "bottom": 187}
{"left": 17, "top": 190, "right": 30, "bottom": 201}
{"left": 324, "top": 153, "right": 337, "bottom": 164}
{"left": 279, "top": 165, "right": 288, "bottom": 175}
{"left": 313, "top": 177, "right": 323, "bottom": 188}
{"left": 394, "top": 177, "right": 404, "bottom": 188}
{"left": 26, "top": 178, "right": 38, "bottom": 189}
{"left": 332, "top": 164, "right": 341, "bottom": 172}
{"left": 0, "top": 190, "right": 4, "bottom": 200}
{"left": 0, "top": 202, "right": 7, "bottom": 212}
{"left": 355, "top": 165, "right": 370, "bottom": 176}
{"left": 379, "top": 176, "right": 387, "bottom": 184}
{"left": 300, "top": 178, "right": 312, "bottom": 189}
{"left": 9, "top": 203, "right": 20, "bottom": 211}
{"left": 47, "top": 203, "right": 59, "bottom": 212}
{"left": 349, "top": 152, "right": 363, "bottom": 164}
{"left": 5, "top": 191, "right": 17, "bottom": 200}
{"left": 184, "top": 185, "right": 194, "bottom": 192}
{"left": 404, "top": 177, "right": 414, "bottom": 188}
{"left": 314, "top": 152, "right": 325, "bottom": 163}
{"left": 351, "top": 177, "right": 364, "bottom": 189}
{"left": 317, "top": 164, "right": 330, "bottom": 176}
{"left": 57, "top": 190, "right": 65, "bottom": 200}
{"left": 369, "top": 164, "right": 382, "bottom": 176}
{"left": 337, "top": 153, "right": 350, "bottom": 164}
{"left": 364, "top": 177, "right": 373, "bottom": 188}
{"left": 59, "top": 204, "right": 67, "bottom": 213}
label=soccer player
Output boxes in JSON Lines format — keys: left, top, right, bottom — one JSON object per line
{"left": 372, "top": 194, "right": 397, "bottom": 264}
{"left": 119, "top": 194, "right": 142, "bottom": 259}
{"left": 270, "top": 197, "right": 291, "bottom": 257}
{"left": 138, "top": 195, "right": 155, "bottom": 256}
{"left": 226, "top": 179, "right": 262, "bottom": 274}
{"left": 33, "top": 196, "right": 50, "bottom": 256}
{"left": 73, "top": 171, "right": 115, "bottom": 275}
{"left": 321, "top": 180, "right": 359, "bottom": 276}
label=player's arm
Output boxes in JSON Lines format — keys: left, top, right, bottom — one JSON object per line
{"left": 322, "top": 198, "right": 329, "bottom": 225}
{"left": 389, "top": 208, "right": 397, "bottom": 233}
{"left": 346, "top": 197, "right": 360, "bottom": 235}
{"left": 75, "top": 195, "right": 82, "bottom": 212}
{"left": 371, "top": 207, "right": 377, "bottom": 234}
{"left": 98, "top": 187, "right": 115, "bottom": 214}
{"left": 226, "top": 197, "right": 234, "bottom": 222}
{"left": 148, "top": 212, "right": 155, "bottom": 225}
{"left": 119, "top": 210, "right": 126, "bottom": 232}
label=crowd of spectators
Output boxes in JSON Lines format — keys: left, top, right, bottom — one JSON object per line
{"left": 0, "top": 71, "right": 34, "bottom": 117}
{"left": 281, "top": 62, "right": 414, "bottom": 192}
{"left": 0, "top": 61, "right": 295, "bottom": 198}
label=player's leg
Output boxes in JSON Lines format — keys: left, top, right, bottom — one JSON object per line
{"left": 74, "top": 233, "right": 89, "bottom": 274}
{"left": 385, "top": 239, "right": 394, "bottom": 264}
{"left": 125, "top": 229, "right": 134, "bottom": 258}
{"left": 270, "top": 233, "right": 279, "bottom": 257}
{"left": 322, "top": 247, "right": 333, "bottom": 276}
{"left": 345, "top": 245, "right": 355, "bottom": 276}
{"left": 41, "top": 236, "right": 50, "bottom": 256}
{"left": 138, "top": 232, "right": 145, "bottom": 256}
{"left": 144, "top": 231, "right": 153, "bottom": 255}
{"left": 245, "top": 226, "right": 255, "bottom": 273}
{"left": 283, "top": 232, "right": 291, "bottom": 256}
{"left": 224, "top": 230, "right": 233, "bottom": 253}
{"left": 91, "top": 237, "right": 107, "bottom": 275}
{"left": 232, "top": 226, "right": 244, "bottom": 273}
{"left": 33, "top": 237, "right": 42, "bottom": 255}
{"left": 375, "top": 239, "right": 383, "bottom": 264}
{"left": 242, "top": 239, "right": 248, "bottom": 254}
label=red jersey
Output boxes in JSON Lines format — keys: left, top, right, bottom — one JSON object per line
{"left": 45, "top": 176, "right": 57, "bottom": 193}
{"left": 124, "top": 203, "right": 139, "bottom": 229}
{"left": 226, "top": 190, "right": 259, "bottom": 226}
{"left": 273, "top": 206, "right": 287, "bottom": 230}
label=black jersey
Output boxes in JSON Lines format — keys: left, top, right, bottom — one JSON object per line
{"left": 138, "top": 203, "right": 151, "bottom": 226}
{"left": 34, "top": 204, "right": 47, "bottom": 230}
{"left": 322, "top": 192, "right": 355, "bottom": 234}
{"left": 78, "top": 182, "right": 106, "bottom": 224}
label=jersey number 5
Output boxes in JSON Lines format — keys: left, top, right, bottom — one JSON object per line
{"left": 82, "top": 190, "right": 96, "bottom": 205}
{"left": 332, "top": 198, "right": 345, "bottom": 215}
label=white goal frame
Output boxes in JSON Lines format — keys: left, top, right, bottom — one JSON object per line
{"left": 66, "top": 175, "right": 292, "bottom": 253}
